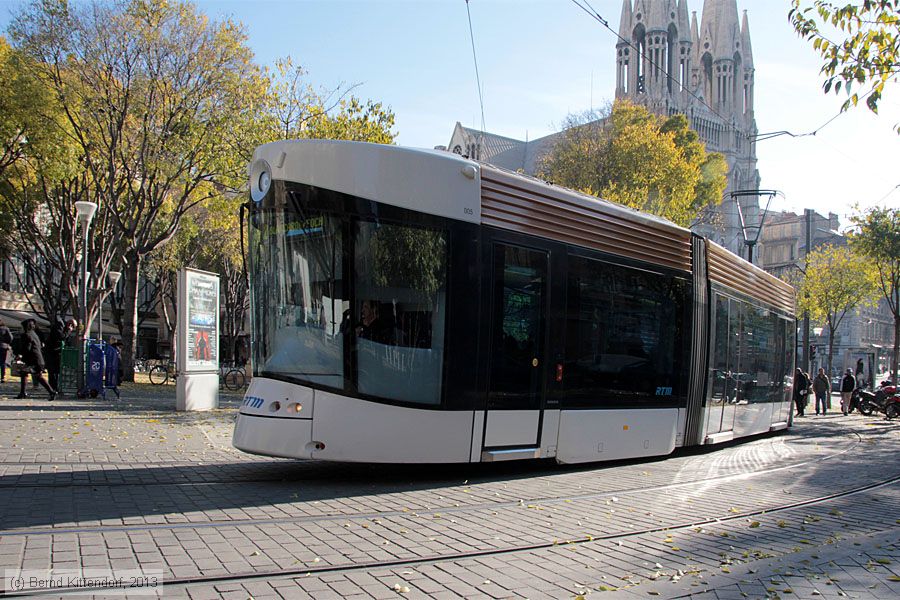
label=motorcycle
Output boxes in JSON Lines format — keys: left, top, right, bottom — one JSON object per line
{"left": 857, "top": 380, "right": 896, "bottom": 416}
{"left": 848, "top": 387, "right": 864, "bottom": 413}
{"left": 885, "top": 394, "right": 899, "bottom": 420}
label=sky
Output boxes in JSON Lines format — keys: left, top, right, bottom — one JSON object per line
{"left": 1, "top": 0, "right": 898, "bottom": 228}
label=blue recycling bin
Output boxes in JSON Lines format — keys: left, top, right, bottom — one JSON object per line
{"left": 104, "top": 343, "right": 120, "bottom": 389}
{"left": 81, "top": 341, "right": 121, "bottom": 399}
{"left": 85, "top": 341, "right": 105, "bottom": 396}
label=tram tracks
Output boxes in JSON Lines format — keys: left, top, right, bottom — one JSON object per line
{"left": 4, "top": 454, "right": 899, "bottom": 598}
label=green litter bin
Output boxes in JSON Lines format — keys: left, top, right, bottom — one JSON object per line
{"left": 59, "top": 345, "right": 79, "bottom": 396}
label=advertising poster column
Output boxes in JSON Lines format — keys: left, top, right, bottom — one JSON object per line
{"left": 176, "top": 268, "right": 220, "bottom": 411}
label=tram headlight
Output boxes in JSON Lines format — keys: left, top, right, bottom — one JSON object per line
{"left": 249, "top": 159, "right": 272, "bottom": 203}
{"left": 270, "top": 401, "right": 281, "bottom": 413}
{"left": 289, "top": 402, "right": 303, "bottom": 413}
{"left": 258, "top": 171, "right": 270, "bottom": 195}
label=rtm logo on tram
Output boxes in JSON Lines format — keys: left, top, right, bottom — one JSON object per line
{"left": 243, "top": 396, "right": 264, "bottom": 409}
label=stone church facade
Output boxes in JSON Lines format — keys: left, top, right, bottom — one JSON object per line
{"left": 615, "top": 0, "right": 760, "bottom": 256}
{"left": 445, "top": 0, "right": 762, "bottom": 259}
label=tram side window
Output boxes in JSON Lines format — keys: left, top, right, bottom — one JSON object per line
{"left": 783, "top": 319, "right": 796, "bottom": 402}
{"left": 353, "top": 221, "right": 448, "bottom": 405}
{"left": 706, "top": 291, "right": 788, "bottom": 406}
{"left": 739, "top": 305, "right": 776, "bottom": 403}
{"left": 708, "top": 295, "right": 731, "bottom": 406}
{"left": 564, "top": 256, "right": 688, "bottom": 407}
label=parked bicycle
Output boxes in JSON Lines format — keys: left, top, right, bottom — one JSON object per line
{"left": 149, "top": 360, "right": 246, "bottom": 390}
{"left": 148, "top": 360, "right": 177, "bottom": 385}
{"left": 220, "top": 362, "right": 246, "bottom": 391}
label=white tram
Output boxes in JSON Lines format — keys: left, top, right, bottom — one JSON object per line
{"left": 233, "top": 140, "right": 796, "bottom": 464}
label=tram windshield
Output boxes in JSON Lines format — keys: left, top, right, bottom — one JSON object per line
{"left": 249, "top": 185, "right": 448, "bottom": 405}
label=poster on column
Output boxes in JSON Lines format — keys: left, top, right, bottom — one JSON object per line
{"left": 178, "top": 268, "right": 219, "bottom": 373}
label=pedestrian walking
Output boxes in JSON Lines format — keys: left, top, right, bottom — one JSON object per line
{"left": 813, "top": 367, "right": 830, "bottom": 415}
{"left": 793, "top": 368, "right": 809, "bottom": 417}
{"left": 0, "top": 319, "right": 12, "bottom": 383}
{"left": 45, "top": 317, "right": 66, "bottom": 392}
{"left": 110, "top": 337, "right": 124, "bottom": 384}
{"left": 840, "top": 368, "right": 856, "bottom": 416}
{"left": 16, "top": 318, "right": 57, "bottom": 400}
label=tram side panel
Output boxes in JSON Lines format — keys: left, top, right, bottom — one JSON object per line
{"left": 701, "top": 267, "right": 796, "bottom": 445}
{"left": 311, "top": 390, "right": 475, "bottom": 463}
{"left": 552, "top": 249, "right": 691, "bottom": 464}
{"left": 556, "top": 409, "right": 678, "bottom": 464}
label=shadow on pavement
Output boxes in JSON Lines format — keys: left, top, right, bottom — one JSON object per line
{"left": 0, "top": 430, "right": 812, "bottom": 531}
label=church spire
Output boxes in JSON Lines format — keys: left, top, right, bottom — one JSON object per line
{"left": 618, "top": 0, "right": 633, "bottom": 39}
{"left": 741, "top": 9, "right": 754, "bottom": 67}
{"left": 678, "top": 0, "right": 691, "bottom": 41}
{"left": 714, "top": 0, "right": 740, "bottom": 60}
{"left": 648, "top": 0, "right": 668, "bottom": 30}
{"left": 691, "top": 9, "right": 699, "bottom": 45}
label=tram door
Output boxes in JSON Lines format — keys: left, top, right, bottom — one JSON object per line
{"left": 483, "top": 244, "right": 548, "bottom": 450}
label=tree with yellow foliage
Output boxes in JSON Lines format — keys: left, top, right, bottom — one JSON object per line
{"left": 537, "top": 100, "right": 727, "bottom": 228}
{"left": 798, "top": 244, "right": 879, "bottom": 378}
{"left": 850, "top": 206, "right": 900, "bottom": 382}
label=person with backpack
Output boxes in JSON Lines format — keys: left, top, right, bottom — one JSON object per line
{"left": 16, "top": 318, "right": 57, "bottom": 400}
{"left": 0, "top": 319, "right": 12, "bottom": 383}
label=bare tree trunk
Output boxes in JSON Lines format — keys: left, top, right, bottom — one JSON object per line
{"left": 120, "top": 254, "right": 142, "bottom": 382}
{"left": 827, "top": 329, "right": 835, "bottom": 382}
{"left": 158, "top": 275, "right": 177, "bottom": 358}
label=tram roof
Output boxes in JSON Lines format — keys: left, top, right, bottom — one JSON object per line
{"left": 252, "top": 138, "right": 688, "bottom": 234}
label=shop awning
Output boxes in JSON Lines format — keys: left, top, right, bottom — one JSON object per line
{"left": 0, "top": 309, "right": 52, "bottom": 331}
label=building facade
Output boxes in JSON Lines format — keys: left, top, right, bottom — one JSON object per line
{"left": 758, "top": 210, "right": 842, "bottom": 280}
{"left": 614, "top": 0, "right": 759, "bottom": 257}
{"left": 445, "top": 0, "right": 762, "bottom": 259}
{"left": 758, "top": 210, "right": 896, "bottom": 380}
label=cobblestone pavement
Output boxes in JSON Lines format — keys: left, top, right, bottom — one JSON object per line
{"left": 0, "top": 382, "right": 898, "bottom": 599}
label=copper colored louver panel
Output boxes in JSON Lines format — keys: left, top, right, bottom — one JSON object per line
{"left": 706, "top": 241, "right": 796, "bottom": 314}
{"left": 480, "top": 168, "right": 692, "bottom": 273}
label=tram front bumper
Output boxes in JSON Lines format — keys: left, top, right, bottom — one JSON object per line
{"left": 232, "top": 413, "right": 314, "bottom": 459}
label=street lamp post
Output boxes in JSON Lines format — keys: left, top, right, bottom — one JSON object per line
{"left": 74, "top": 201, "right": 97, "bottom": 392}
{"left": 731, "top": 189, "right": 781, "bottom": 265}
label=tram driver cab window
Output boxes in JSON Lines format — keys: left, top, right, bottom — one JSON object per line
{"left": 353, "top": 220, "right": 448, "bottom": 405}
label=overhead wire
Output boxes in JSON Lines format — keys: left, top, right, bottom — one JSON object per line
{"left": 877, "top": 183, "right": 900, "bottom": 204}
{"left": 464, "top": 0, "right": 487, "bottom": 149}
{"left": 752, "top": 89, "right": 875, "bottom": 141}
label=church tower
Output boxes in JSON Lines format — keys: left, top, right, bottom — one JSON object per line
{"left": 616, "top": 0, "right": 760, "bottom": 259}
